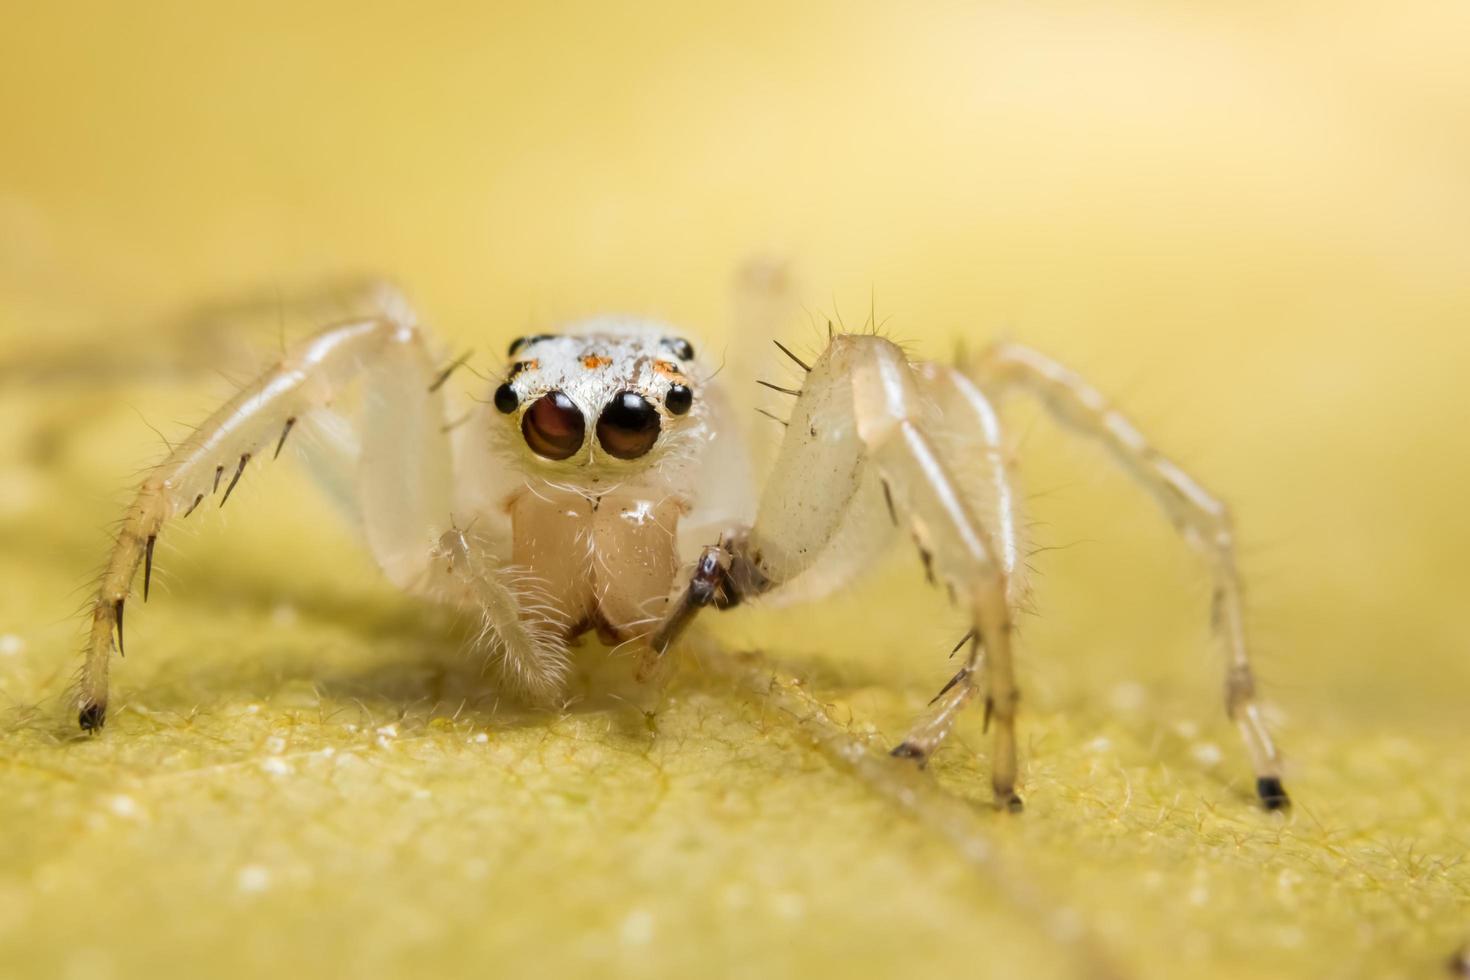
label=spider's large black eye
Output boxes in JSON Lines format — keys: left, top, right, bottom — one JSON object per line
{"left": 661, "top": 337, "right": 694, "bottom": 361}
{"left": 596, "top": 391, "right": 661, "bottom": 460}
{"left": 521, "top": 391, "right": 585, "bottom": 460}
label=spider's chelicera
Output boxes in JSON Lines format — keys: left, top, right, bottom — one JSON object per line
{"left": 76, "top": 296, "right": 1290, "bottom": 813}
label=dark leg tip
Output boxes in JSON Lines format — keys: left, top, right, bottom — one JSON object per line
{"left": 890, "top": 742, "right": 930, "bottom": 768}
{"left": 1256, "top": 776, "right": 1290, "bottom": 810}
{"left": 998, "top": 792, "right": 1024, "bottom": 814}
{"left": 78, "top": 702, "right": 106, "bottom": 733}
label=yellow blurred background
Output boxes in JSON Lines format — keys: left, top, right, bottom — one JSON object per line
{"left": 2, "top": 2, "right": 1467, "bottom": 978}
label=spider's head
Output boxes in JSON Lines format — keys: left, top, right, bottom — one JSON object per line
{"left": 490, "top": 320, "right": 703, "bottom": 481}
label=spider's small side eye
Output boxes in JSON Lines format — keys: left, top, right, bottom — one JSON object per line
{"left": 665, "top": 385, "right": 693, "bottom": 415}
{"left": 493, "top": 383, "right": 519, "bottom": 414}
{"left": 661, "top": 337, "right": 694, "bottom": 361}
{"left": 522, "top": 391, "right": 585, "bottom": 460}
{"left": 597, "top": 391, "right": 661, "bottom": 460}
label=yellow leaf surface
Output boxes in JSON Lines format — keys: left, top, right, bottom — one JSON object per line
{"left": 1, "top": 3, "right": 1468, "bottom": 978}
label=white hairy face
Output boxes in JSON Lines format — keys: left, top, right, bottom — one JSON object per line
{"left": 488, "top": 317, "right": 708, "bottom": 484}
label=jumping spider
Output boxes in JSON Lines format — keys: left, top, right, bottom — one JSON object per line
{"left": 78, "top": 287, "right": 1289, "bottom": 812}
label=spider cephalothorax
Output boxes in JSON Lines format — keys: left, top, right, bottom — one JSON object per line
{"left": 75, "top": 288, "right": 1290, "bottom": 813}
{"left": 488, "top": 324, "right": 705, "bottom": 482}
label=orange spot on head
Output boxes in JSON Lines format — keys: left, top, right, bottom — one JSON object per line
{"left": 582, "top": 354, "right": 613, "bottom": 370}
{"left": 652, "top": 360, "right": 684, "bottom": 379}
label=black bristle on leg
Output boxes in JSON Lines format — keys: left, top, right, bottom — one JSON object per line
{"left": 144, "top": 534, "right": 156, "bottom": 601}
{"left": 772, "top": 339, "right": 812, "bottom": 372}
{"left": 78, "top": 702, "right": 106, "bottom": 732}
{"left": 274, "top": 417, "right": 296, "bottom": 459}
{"left": 220, "top": 453, "right": 249, "bottom": 507}
{"left": 114, "top": 599, "right": 125, "bottom": 657}
{"left": 1256, "top": 776, "right": 1290, "bottom": 810}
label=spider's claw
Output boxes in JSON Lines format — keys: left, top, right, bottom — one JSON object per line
{"left": 1256, "top": 776, "right": 1291, "bottom": 810}
{"left": 998, "top": 792, "right": 1024, "bottom": 814}
{"left": 78, "top": 701, "right": 106, "bottom": 732}
{"left": 890, "top": 741, "right": 930, "bottom": 768}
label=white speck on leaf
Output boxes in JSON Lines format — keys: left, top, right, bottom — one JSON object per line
{"left": 237, "top": 865, "right": 271, "bottom": 894}
{"left": 619, "top": 908, "right": 655, "bottom": 946}
{"left": 772, "top": 892, "right": 806, "bottom": 920}
{"left": 108, "top": 795, "right": 140, "bottom": 819}
{"left": 1109, "top": 681, "right": 1146, "bottom": 712}
{"left": 1190, "top": 742, "right": 1222, "bottom": 767}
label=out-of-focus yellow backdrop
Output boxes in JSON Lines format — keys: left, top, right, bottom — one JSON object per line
{"left": 2, "top": 3, "right": 1467, "bottom": 978}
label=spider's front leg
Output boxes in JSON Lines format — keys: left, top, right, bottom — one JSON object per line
{"left": 658, "top": 335, "right": 1025, "bottom": 810}
{"left": 78, "top": 309, "right": 452, "bottom": 731}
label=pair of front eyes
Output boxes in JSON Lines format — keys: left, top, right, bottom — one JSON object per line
{"left": 494, "top": 385, "right": 692, "bottom": 461}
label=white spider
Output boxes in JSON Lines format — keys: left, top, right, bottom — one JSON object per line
{"left": 77, "top": 284, "right": 1289, "bottom": 812}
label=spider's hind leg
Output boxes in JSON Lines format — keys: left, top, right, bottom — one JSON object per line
{"left": 969, "top": 342, "right": 1289, "bottom": 810}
